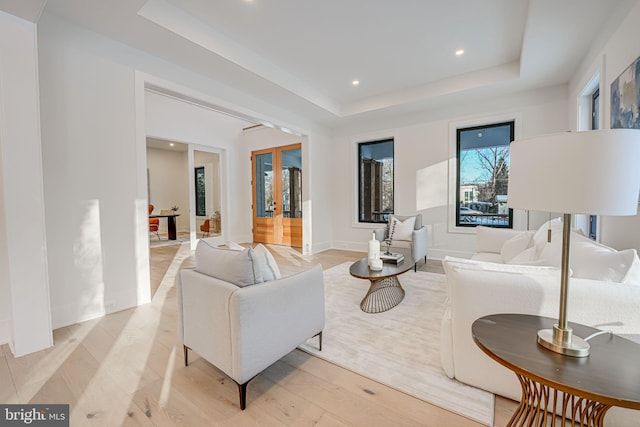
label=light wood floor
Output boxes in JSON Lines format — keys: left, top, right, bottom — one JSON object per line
{"left": 0, "top": 244, "right": 517, "bottom": 426}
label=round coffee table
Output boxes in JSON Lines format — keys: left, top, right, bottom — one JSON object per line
{"left": 349, "top": 252, "right": 415, "bottom": 313}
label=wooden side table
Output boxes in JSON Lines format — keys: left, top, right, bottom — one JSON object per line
{"left": 472, "top": 314, "right": 640, "bottom": 427}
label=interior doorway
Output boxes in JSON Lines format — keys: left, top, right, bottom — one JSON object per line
{"left": 252, "top": 143, "right": 302, "bottom": 247}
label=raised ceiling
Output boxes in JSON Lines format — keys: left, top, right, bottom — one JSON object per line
{"left": 10, "top": 0, "right": 638, "bottom": 127}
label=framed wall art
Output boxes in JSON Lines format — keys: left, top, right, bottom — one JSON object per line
{"left": 611, "top": 55, "right": 640, "bottom": 129}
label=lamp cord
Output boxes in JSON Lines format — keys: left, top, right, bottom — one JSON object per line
{"left": 583, "top": 330, "right": 613, "bottom": 342}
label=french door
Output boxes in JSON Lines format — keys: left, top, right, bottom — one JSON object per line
{"left": 252, "top": 143, "right": 302, "bottom": 247}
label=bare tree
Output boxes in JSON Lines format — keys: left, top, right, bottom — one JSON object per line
{"left": 475, "top": 146, "right": 509, "bottom": 204}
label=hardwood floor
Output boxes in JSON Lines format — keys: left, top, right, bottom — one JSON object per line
{"left": 1, "top": 244, "right": 516, "bottom": 426}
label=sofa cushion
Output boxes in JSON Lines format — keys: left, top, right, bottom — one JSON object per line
{"left": 389, "top": 215, "right": 416, "bottom": 241}
{"left": 195, "top": 240, "right": 264, "bottom": 287}
{"left": 538, "top": 232, "right": 638, "bottom": 283}
{"left": 253, "top": 243, "right": 282, "bottom": 281}
{"left": 500, "top": 232, "right": 533, "bottom": 263}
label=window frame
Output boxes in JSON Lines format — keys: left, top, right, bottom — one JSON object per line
{"left": 194, "top": 166, "right": 206, "bottom": 217}
{"left": 357, "top": 138, "right": 395, "bottom": 224}
{"left": 448, "top": 114, "right": 522, "bottom": 234}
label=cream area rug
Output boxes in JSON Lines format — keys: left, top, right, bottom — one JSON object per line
{"left": 299, "top": 262, "right": 494, "bottom": 426}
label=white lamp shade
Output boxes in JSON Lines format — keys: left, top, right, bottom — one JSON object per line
{"left": 508, "top": 129, "right": 640, "bottom": 215}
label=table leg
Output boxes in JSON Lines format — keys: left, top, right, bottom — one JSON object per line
{"left": 360, "top": 276, "right": 405, "bottom": 314}
{"left": 508, "top": 373, "right": 612, "bottom": 427}
{"left": 167, "top": 216, "right": 177, "bottom": 240}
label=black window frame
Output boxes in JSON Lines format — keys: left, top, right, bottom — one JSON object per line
{"left": 195, "top": 166, "right": 206, "bottom": 217}
{"left": 456, "top": 121, "right": 514, "bottom": 229}
{"left": 357, "top": 138, "right": 394, "bottom": 224}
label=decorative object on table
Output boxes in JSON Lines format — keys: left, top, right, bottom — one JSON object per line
{"left": 367, "top": 233, "right": 383, "bottom": 270}
{"left": 160, "top": 209, "right": 173, "bottom": 215}
{"left": 171, "top": 205, "right": 179, "bottom": 213}
{"left": 383, "top": 217, "right": 396, "bottom": 254}
{"left": 380, "top": 252, "right": 404, "bottom": 264}
{"left": 508, "top": 129, "right": 640, "bottom": 357}
{"left": 611, "top": 55, "right": 640, "bottom": 130}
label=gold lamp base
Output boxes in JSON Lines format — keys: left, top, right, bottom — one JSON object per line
{"left": 537, "top": 325, "right": 590, "bottom": 358}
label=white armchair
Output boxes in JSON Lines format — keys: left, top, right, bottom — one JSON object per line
{"left": 374, "top": 214, "right": 428, "bottom": 271}
{"left": 177, "top": 262, "right": 325, "bottom": 409}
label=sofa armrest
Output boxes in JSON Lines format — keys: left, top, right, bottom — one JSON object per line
{"left": 442, "top": 257, "right": 640, "bottom": 402}
{"left": 177, "top": 268, "right": 238, "bottom": 374}
{"left": 229, "top": 264, "right": 325, "bottom": 384}
{"left": 412, "top": 227, "right": 428, "bottom": 260}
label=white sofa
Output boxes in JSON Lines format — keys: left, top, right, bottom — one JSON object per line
{"left": 440, "top": 222, "right": 640, "bottom": 425}
{"left": 177, "top": 241, "right": 325, "bottom": 409}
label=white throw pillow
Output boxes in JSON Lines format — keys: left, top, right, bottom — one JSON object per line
{"left": 253, "top": 243, "right": 282, "bottom": 282}
{"left": 623, "top": 251, "right": 640, "bottom": 285}
{"left": 500, "top": 232, "right": 533, "bottom": 263}
{"left": 226, "top": 240, "right": 245, "bottom": 251}
{"left": 194, "top": 240, "right": 263, "bottom": 287}
{"left": 506, "top": 246, "right": 547, "bottom": 265}
{"left": 538, "top": 232, "right": 637, "bottom": 283}
{"left": 388, "top": 215, "right": 416, "bottom": 241}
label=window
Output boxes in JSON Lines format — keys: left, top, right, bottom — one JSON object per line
{"left": 589, "top": 88, "right": 600, "bottom": 239}
{"left": 195, "top": 166, "right": 206, "bottom": 217}
{"left": 358, "top": 139, "right": 394, "bottom": 223}
{"left": 456, "top": 122, "right": 514, "bottom": 228}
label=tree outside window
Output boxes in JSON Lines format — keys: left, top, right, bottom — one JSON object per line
{"left": 358, "top": 139, "right": 394, "bottom": 223}
{"left": 457, "top": 122, "right": 514, "bottom": 228}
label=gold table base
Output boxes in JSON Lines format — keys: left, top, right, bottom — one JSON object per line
{"left": 360, "top": 276, "right": 405, "bottom": 314}
{"left": 508, "top": 374, "right": 612, "bottom": 427}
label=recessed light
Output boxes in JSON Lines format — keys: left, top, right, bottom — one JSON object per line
{"left": 169, "top": 143, "right": 175, "bottom": 147}
{"left": 352, "top": 80, "right": 360, "bottom": 86}
{"left": 455, "top": 49, "right": 465, "bottom": 56}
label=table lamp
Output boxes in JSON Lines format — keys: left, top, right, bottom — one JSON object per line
{"left": 508, "top": 129, "right": 640, "bottom": 357}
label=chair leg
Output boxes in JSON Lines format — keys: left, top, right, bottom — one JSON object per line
{"left": 183, "top": 345, "right": 189, "bottom": 366}
{"left": 238, "top": 381, "right": 248, "bottom": 410}
{"left": 314, "top": 331, "right": 323, "bottom": 351}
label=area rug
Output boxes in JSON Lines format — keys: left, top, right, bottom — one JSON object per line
{"left": 298, "top": 262, "right": 494, "bottom": 425}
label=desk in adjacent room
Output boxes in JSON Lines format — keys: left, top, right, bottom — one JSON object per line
{"left": 149, "top": 214, "right": 180, "bottom": 240}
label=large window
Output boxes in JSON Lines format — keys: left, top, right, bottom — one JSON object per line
{"left": 358, "top": 139, "right": 394, "bottom": 223}
{"left": 456, "top": 122, "right": 514, "bottom": 228}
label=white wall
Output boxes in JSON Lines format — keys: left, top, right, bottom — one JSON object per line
{"left": 568, "top": 0, "right": 640, "bottom": 252}
{"left": 147, "top": 147, "right": 189, "bottom": 233}
{"left": 331, "top": 86, "right": 569, "bottom": 259}
{"left": 0, "top": 11, "right": 52, "bottom": 354}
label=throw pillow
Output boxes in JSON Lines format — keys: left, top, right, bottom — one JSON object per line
{"left": 623, "top": 251, "right": 640, "bottom": 286}
{"left": 194, "top": 240, "right": 263, "bottom": 287}
{"left": 388, "top": 215, "right": 416, "bottom": 241}
{"left": 538, "top": 232, "right": 637, "bottom": 283}
{"left": 253, "top": 243, "right": 282, "bottom": 281}
{"left": 226, "top": 240, "right": 245, "bottom": 251}
{"left": 501, "top": 232, "right": 533, "bottom": 263}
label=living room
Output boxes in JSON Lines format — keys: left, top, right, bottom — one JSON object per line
{"left": 1, "top": 0, "right": 640, "bottom": 425}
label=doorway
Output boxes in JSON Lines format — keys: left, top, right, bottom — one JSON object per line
{"left": 252, "top": 143, "right": 302, "bottom": 247}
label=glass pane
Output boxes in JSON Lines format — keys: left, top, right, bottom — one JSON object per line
{"left": 255, "top": 153, "right": 274, "bottom": 218}
{"left": 358, "top": 140, "right": 394, "bottom": 223}
{"left": 195, "top": 167, "right": 206, "bottom": 217}
{"left": 457, "top": 122, "right": 512, "bottom": 227}
{"left": 281, "top": 148, "right": 302, "bottom": 218}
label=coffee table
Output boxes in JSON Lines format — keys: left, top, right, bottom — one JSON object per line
{"left": 472, "top": 314, "right": 640, "bottom": 426}
{"left": 349, "top": 251, "right": 415, "bottom": 313}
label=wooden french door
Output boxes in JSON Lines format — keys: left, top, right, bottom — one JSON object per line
{"left": 252, "top": 143, "right": 302, "bottom": 247}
